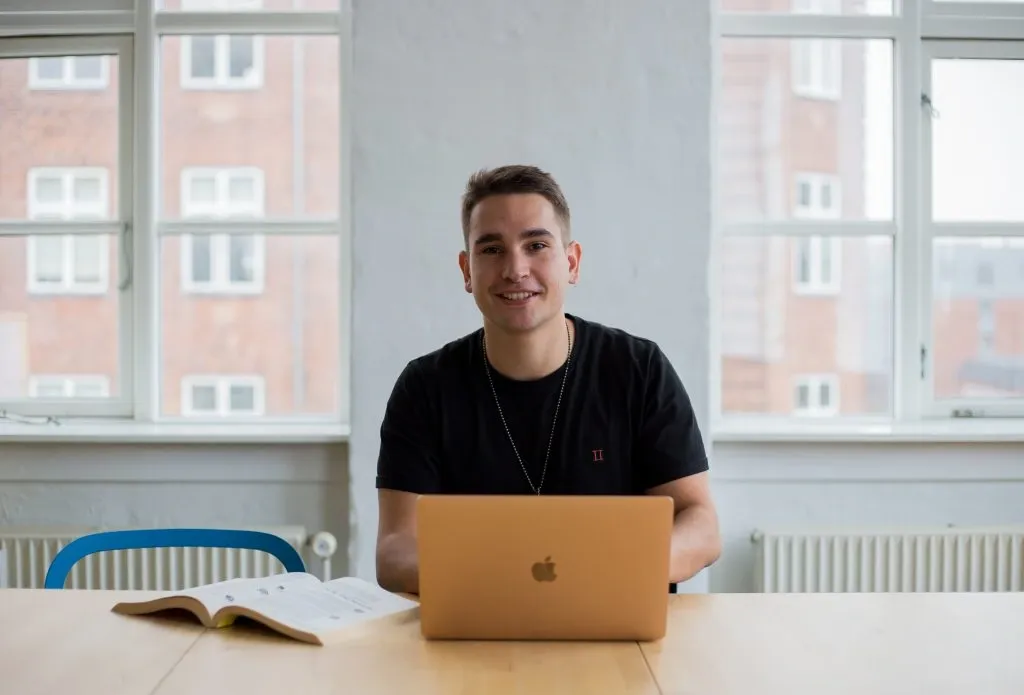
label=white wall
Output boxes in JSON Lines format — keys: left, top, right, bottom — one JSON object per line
{"left": 0, "top": 444, "right": 350, "bottom": 575}
{"left": 347, "top": 0, "right": 712, "bottom": 580}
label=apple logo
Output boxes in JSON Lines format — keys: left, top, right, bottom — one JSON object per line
{"left": 531, "top": 556, "right": 557, "bottom": 582}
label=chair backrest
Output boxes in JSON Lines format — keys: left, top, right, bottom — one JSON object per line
{"left": 43, "top": 528, "right": 305, "bottom": 589}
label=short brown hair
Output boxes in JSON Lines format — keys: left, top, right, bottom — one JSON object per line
{"left": 461, "top": 165, "right": 571, "bottom": 246}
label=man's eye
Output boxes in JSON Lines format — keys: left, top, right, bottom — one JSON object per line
{"left": 528, "top": 242, "right": 547, "bottom": 251}
{"left": 482, "top": 246, "right": 501, "bottom": 254}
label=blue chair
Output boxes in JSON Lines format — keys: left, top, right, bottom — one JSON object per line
{"left": 44, "top": 528, "right": 305, "bottom": 589}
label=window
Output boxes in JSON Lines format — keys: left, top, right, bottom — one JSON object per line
{"left": 716, "top": 1, "right": 1024, "bottom": 430}
{"left": 29, "top": 55, "right": 109, "bottom": 90}
{"left": 793, "top": 375, "right": 839, "bottom": 417}
{"left": 29, "top": 376, "right": 110, "bottom": 399}
{"left": 794, "top": 174, "right": 841, "bottom": 219}
{"left": 180, "top": 167, "right": 265, "bottom": 293}
{"left": 180, "top": 0, "right": 263, "bottom": 90}
{"left": 181, "top": 375, "right": 265, "bottom": 417}
{"left": 26, "top": 168, "right": 110, "bottom": 294}
{"left": 794, "top": 237, "right": 842, "bottom": 294}
{"left": 792, "top": 39, "right": 842, "bottom": 100}
{"left": 0, "top": 5, "right": 345, "bottom": 431}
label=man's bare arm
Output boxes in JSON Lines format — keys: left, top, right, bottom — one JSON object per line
{"left": 376, "top": 489, "right": 421, "bottom": 595}
{"left": 647, "top": 471, "right": 721, "bottom": 584}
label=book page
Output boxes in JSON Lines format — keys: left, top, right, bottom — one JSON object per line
{"left": 236, "top": 576, "right": 418, "bottom": 634}
{"left": 179, "top": 572, "right": 321, "bottom": 616}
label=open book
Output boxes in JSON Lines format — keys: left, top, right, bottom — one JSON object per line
{"left": 111, "top": 572, "right": 419, "bottom": 645}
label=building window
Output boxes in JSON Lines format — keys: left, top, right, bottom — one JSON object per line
{"left": 794, "top": 174, "right": 841, "bottom": 219}
{"left": 792, "top": 39, "right": 842, "bottom": 100}
{"left": 793, "top": 375, "right": 839, "bottom": 417}
{"left": 26, "top": 168, "right": 110, "bottom": 295}
{"left": 182, "top": 375, "right": 265, "bottom": 417}
{"left": 180, "top": 167, "right": 265, "bottom": 294}
{"left": 794, "top": 236, "right": 841, "bottom": 294}
{"left": 180, "top": 0, "right": 263, "bottom": 90}
{"left": 29, "top": 56, "right": 109, "bottom": 90}
{"left": 29, "top": 375, "right": 110, "bottom": 399}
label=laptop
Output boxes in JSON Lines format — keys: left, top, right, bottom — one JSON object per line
{"left": 415, "top": 494, "right": 674, "bottom": 641}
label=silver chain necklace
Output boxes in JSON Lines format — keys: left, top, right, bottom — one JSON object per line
{"left": 482, "top": 320, "right": 573, "bottom": 495}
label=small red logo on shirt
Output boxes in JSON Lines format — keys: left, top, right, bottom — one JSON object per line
{"left": 592, "top": 449, "right": 604, "bottom": 462}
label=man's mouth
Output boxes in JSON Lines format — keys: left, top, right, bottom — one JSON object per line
{"left": 497, "top": 291, "right": 539, "bottom": 301}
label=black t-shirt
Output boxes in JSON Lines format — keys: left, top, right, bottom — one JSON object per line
{"left": 375, "top": 314, "right": 709, "bottom": 496}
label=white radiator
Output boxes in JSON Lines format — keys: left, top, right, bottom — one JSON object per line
{"left": 0, "top": 525, "right": 339, "bottom": 590}
{"left": 752, "top": 527, "right": 1024, "bottom": 593}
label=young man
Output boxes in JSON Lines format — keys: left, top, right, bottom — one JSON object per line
{"left": 375, "top": 165, "right": 720, "bottom": 595}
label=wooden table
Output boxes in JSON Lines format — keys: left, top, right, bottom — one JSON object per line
{"left": 2, "top": 589, "right": 1022, "bottom": 694}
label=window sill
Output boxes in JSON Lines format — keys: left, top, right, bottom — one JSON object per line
{"left": 0, "top": 420, "right": 350, "bottom": 444}
{"left": 712, "top": 418, "right": 1024, "bottom": 444}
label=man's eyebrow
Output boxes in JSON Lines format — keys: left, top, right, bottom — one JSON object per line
{"left": 473, "top": 228, "right": 554, "bottom": 246}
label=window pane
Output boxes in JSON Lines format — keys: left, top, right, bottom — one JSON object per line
{"left": 35, "top": 57, "right": 64, "bottom": 81}
{"left": 161, "top": 35, "right": 340, "bottom": 218}
{"left": 720, "top": 0, "right": 893, "bottom": 15}
{"left": 0, "top": 236, "right": 122, "bottom": 395}
{"left": 34, "top": 236, "right": 64, "bottom": 282}
{"left": 73, "top": 236, "right": 104, "bottom": 282}
{"left": 161, "top": 235, "right": 340, "bottom": 417}
{"left": 229, "top": 235, "right": 255, "bottom": 283}
{"left": 73, "top": 175, "right": 102, "bottom": 205}
{"left": 931, "top": 59, "right": 1024, "bottom": 222}
{"left": 228, "top": 175, "right": 256, "bottom": 206}
{"left": 719, "top": 38, "right": 893, "bottom": 223}
{"left": 190, "top": 384, "right": 218, "bottom": 411}
{"left": 189, "top": 36, "right": 216, "bottom": 79}
{"left": 190, "top": 235, "right": 213, "bottom": 282}
{"left": 720, "top": 235, "right": 893, "bottom": 417}
{"left": 228, "top": 36, "right": 255, "bottom": 79}
{"left": 35, "top": 177, "right": 64, "bottom": 205}
{"left": 187, "top": 175, "right": 217, "bottom": 207}
{"left": 0, "top": 55, "right": 119, "bottom": 221}
{"left": 229, "top": 384, "right": 255, "bottom": 411}
{"left": 73, "top": 56, "right": 103, "bottom": 81}
{"left": 932, "top": 238, "right": 1024, "bottom": 400}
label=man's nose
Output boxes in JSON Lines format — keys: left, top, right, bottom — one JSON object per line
{"left": 501, "top": 249, "right": 529, "bottom": 280}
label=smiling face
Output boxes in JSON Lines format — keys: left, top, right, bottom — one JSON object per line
{"left": 459, "top": 193, "right": 581, "bottom": 335}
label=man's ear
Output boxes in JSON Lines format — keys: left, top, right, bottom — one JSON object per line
{"left": 566, "top": 241, "right": 582, "bottom": 285}
{"left": 458, "top": 250, "right": 472, "bottom": 293}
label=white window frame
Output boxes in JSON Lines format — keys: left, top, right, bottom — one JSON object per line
{"left": 713, "top": 0, "right": 1024, "bottom": 436}
{"left": 28, "top": 55, "right": 110, "bottom": 90}
{"left": 793, "top": 374, "right": 840, "bottom": 417}
{"left": 793, "top": 236, "right": 842, "bottom": 295}
{"left": 0, "top": 3, "right": 348, "bottom": 438}
{"left": 181, "top": 375, "right": 265, "bottom": 417}
{"left": 919, "top": 38, "right": 1024, "bottom": 419}
{"left": 0, "top": 36, "right": 133, "bottom": 420}
{"left": 179, "top": 167, "right": 266, "bottom": 294}
{"left": 28, "top": 375, "right": 111, "bottom": 399}
{"left": 26, "top": 167, "right": 112, "bottom": 296}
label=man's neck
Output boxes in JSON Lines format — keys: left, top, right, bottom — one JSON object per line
{"left": 483, "top": 315, "right": 574, "bottom": 381}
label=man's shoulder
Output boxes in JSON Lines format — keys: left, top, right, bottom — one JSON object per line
{"left": 402, "top": 328, "right": 480, "bottom": 380}
{"left": 576, "top": 314, "right": 662, "bottom": 363}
